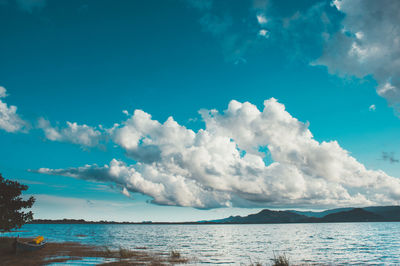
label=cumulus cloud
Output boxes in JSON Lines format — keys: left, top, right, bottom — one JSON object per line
{"left": 122, "top": 187, "right": 130, "bottom": 197}
{"left": 34, "top": 159, "right": 231, "bottom": 209}
{"left": 185, "top": 0, "right": 400, "bottom": 114}
{"left": 316, "top": 0, "right": 400, "bottom": 113}
{"left": 37, "top": 118, "right": 102, "bottom": 147}
{"left": 258, "top": 29, "right": 269, "bottom": 38}
{"left": 369, "top": 104, "right": 376, "bottom": 111}
{"left": 256, "top": 14, "right": 268, "bottom": 25}
{"left": 185, "top": 0, "right": 400, "bottom": 112}
{"left": 34, "top": 99, "right": 400, "bottom": 209}
{"left": 0, "top": 86, "right": 27, "bottom": 133}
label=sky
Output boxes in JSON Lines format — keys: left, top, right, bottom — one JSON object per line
{"left": 1, "top": 0, "right": 400, "bottom": 222}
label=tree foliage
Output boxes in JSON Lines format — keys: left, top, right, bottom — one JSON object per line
{"left": 0, "top": 173, "right": 35, "bottom": 232}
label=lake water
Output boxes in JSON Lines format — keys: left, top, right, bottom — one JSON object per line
{"left": 4, "top": 222, "right": 400, "bottom": 265}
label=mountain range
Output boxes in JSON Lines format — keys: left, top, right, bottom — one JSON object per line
{"left": 202, "top": 206, "right": 400, "bottom": 224}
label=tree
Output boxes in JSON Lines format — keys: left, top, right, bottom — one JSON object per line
{"left": 0, "top": 173, "right": 35, "bottom": 232}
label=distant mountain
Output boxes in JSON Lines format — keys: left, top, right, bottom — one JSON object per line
{"left": 291, "top": 207, "right": 354, "bottom": 218}
{"left": 209, "top": 209, "right": 309, "bottom": 224}
{"left": 204, "top": 206, "right": 400, "bottom": 224}
{"left": 364, "top": 206, "right": 400, "bottom": 221}
{"left": 318, "top": 208, "right": 382, "bottom": 222}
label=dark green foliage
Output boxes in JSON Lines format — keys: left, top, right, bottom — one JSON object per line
{"left": 0, "top": 173, "right": 35, "bottom": 232}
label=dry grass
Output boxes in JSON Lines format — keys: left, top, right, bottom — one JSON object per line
{"left": 170, "top": 250, "right": 181, "bottom": 259}
{"left": 272, "top": 253, "right": 290, "bottom": 266}
{"left": 248, "top": 262, "right": 263, "bottom": 266}
{"left": 118, "top": 247, "right": 138, "bottom": 258}
{"left": 0, "top": 237, "right": 188, "bottom": 265}
{"left": 248, "top": 253, "right": 291, "bottom": 266}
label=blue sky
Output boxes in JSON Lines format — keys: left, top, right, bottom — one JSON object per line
{"left": 1, "top": 0, "right": 400, "bottom": 221}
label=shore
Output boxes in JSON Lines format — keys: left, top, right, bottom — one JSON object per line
{"left": 0, "top": 237, "right": 189, "bottom": 265}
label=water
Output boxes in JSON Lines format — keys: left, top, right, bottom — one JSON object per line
{"left": 4, "top": 222, "right": 400, "bottom": 265}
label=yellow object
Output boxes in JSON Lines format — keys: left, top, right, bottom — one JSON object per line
{"left": 33, "top": 236, "right": 44, "bottom": 244}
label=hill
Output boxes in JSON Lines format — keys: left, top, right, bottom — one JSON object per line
{"left": 206, "top": 206, "right": 400, "bottom": 224}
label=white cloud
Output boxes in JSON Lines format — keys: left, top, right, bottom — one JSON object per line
{"left": 331, "top": 0, "right": 342, "bottom": 10}
{"left": 355, "top": 31, "right": 364, "bottom": 40}
{"left": 258, "top": 29, "right": 269, "bottom": 38}
{"left": 35, "top": 159, "right": 231, "bottom": 209}
{"left": 317, "top": 0, "right": 400, "bottom": 113}
{"left": 369, "top": 104, "right": 376, "bottom": 111}
{"left": 377, "top": 82, "right": 395, "bottom": 96}
{"left": 37, "top": 118, "right": 102, "bottom": 147}
{"left": 0, "top": 86, "right": 27, "bottom": 133}
{"left": 34, "top": 99, "right": 400, "bottom": 209}
{"left": 0, "top": 86, "right": 7, "bottom": 98}
{"left": 122, "top": 187, "right": 130, "bottom": 197}
{"left": 122, "top": 110, "right": 129, "bottom": 116}
{"left": 256, "top": 14, "right": 268, "bottom": 25}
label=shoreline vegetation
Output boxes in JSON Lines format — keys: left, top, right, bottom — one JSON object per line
{"left": 0, "top": 237, "right": 291, "bottom": 266}
{"left": 28, "top": 206, "right": 400, "bottom": 225}
{"left": 0, "top": 237, "right": 189, "bottom": 265}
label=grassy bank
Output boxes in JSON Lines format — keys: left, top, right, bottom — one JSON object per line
{"left": 0, "top": 237, "right": 188, "bottom": 265}
{"left": 0, "top": 237, "right": 295, "bottom": 265}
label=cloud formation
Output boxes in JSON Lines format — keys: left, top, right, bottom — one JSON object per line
{"left": 317, "top": 0, "right": 400, "bottom": 113}
{"left": 369, "top": 104, "right": 376, "bottom": 111}
{"left": 34, "top": 99, "right": 400, "bottom": 209}
{"left": 37, "top": 118, "right": 102, "bottom": 147}
{"left": 0, "top": 86, "right": 27, "bottom": 133}
{"left": 186, "top": 0, "right": 400, "bottom": 113}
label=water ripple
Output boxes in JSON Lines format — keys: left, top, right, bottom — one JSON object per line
{"left": 4, "top": 222, "right": 400, "bottom": 264}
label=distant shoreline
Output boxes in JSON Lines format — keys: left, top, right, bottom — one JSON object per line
{"left": 28, "top": 220, "right": 400, "bottom": 225}
{"left": 29, "top": 206, "right": 400, "bottom": 225}
{"left": 28, "top": 219, "right": 204, "bottom": 225}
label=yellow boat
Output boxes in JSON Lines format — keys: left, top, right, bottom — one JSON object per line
{"left": 15, "top": 236, "right": 46, "bottom": 252}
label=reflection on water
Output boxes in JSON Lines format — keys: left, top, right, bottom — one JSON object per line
{"left": 44, "top": 256, "right": 117, "bottom": 265}
{"left": 4, "top": 223, "right": 400, "bottom": 264}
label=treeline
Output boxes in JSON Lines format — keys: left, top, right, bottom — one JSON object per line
{"left": 28, "top": 219, "right": 202, "bottom": 225}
